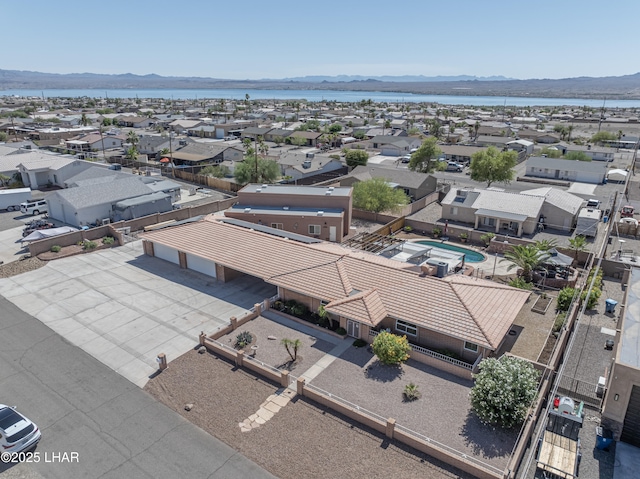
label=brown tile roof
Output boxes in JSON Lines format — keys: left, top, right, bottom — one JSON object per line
{"left": 326, "top": 289, "right": 387, "bottom": 326}
{"left": 141, "top": 216, "right": 528, "bottom": 350}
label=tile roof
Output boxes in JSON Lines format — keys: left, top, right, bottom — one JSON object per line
{"left": 142, "top": 217, "right": 529, "bottom": 349}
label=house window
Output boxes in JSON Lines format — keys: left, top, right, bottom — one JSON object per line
{"left": 482, "top": 217, "right": 495, "bottom": 227}
{"left": 396, "top": 320, "right": 417, "bottom": 336}
{"left": 451, "top": 206, "right": 458, "bottom": 216}
{"left": 464, "top": 341, "right": 478, "bottom": 352}
{"left": 271, "top": 223, "right": 283, "bottom": 230}
{"left": 309, "top": 225, "right": 321, "bottom": 235}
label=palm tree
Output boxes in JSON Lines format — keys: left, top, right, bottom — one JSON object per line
{"left": 502, "top": 244, "right": 549, "bottom": 283}
{"left": 281, "top": 338, "right": 302, "bottom": 362}
{"left": 534, "top": 239, "right": 558, "bottom": 253}
{"left": 567, "top": 236, "right": 588, "bottom": 263}
{"left": 80, "top": 113, "right": 89, "bottom": 126}
{"left": 127, "top": 130, "right": 139, "bottom": 148}
{"left": 99, "top": 126, "right": 106, "bottom": 160}
{"left": 317, "top": 305, "right": 332, "bottom": 328}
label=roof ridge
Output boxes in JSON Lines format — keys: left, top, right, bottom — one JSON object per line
{"left": 335, "top": 260, "right": 353, "bottom": 296}
{"left": 362, "top": 290, "right": 386, "bottom": 323}
{"left": 447, "top": 281, "right": 491, "bottom": 346}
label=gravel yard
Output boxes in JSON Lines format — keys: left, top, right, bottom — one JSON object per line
{"left": 0, "top": 255, "right": 45, "bottom": 277}
{"left": 216, "top": 314, "right": 336, "bottom": 374}
{"left": 309, "top": 345, "right": 518, "bottom": 472}
{"left": 145, "top": 349, "right": 476, "bottom": 479}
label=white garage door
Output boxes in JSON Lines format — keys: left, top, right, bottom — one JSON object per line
{"left": 153, "top": 243, "right": 179, "bottom": 264}
{"left": 185, "top": 253, "right": 217, "bottom": 278}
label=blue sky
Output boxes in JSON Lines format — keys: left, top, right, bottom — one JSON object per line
{"left": 2, "top": 0, "right": 638, "bottom": 80}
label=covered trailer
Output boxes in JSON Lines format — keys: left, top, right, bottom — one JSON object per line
{"left": 575, "top": 208, "right": 601, "bottom": 238}
{"left": 0, "top": 188, "right": 31, "bottom": 211}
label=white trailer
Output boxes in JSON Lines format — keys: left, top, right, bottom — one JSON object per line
{"left": 0, "top": 188, "right": 32, "bottom": 211}
{"left": 575, "top": 208, "right": 601, "bottom": 238}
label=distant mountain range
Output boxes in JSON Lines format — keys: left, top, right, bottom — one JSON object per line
{"left": 277, "top": 75, "right": 514, "bottom": 82}
{"left": 2, "top": 69, "right": 640, "bottom": 99}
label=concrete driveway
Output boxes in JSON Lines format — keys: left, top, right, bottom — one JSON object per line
{"left": 0, "top": 240, "right": 276, "bottom": 387}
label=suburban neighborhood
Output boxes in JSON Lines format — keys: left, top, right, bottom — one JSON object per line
{"left": 2, "top": 92, "right": 640, "bottom": 479}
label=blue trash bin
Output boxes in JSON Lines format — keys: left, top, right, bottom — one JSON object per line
{"left": 595, "top": 427, "right": 613, "bottom": 450}
{"left": 605, "top": 299, "right": 618, "bottom": 314}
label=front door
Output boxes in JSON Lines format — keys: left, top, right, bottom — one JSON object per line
{"left": 329, "top": 226, "right": 337, "bottom": 242}
{"left": 347, "top": 320, "right": 360, "bottom": 339}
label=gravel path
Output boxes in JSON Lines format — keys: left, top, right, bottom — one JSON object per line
{"left": 145, "top": 349, "right": 476, "bottom": 479}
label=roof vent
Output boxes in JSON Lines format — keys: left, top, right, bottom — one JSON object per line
{"left": 244, "top": 207, "right": 251, "bottom": 213}
{"left": 318, "top": 211, "right": 324, "bottom": 216}
{"left": 262, "top": 184, "right": 268, "bottom": 188}
{"left": 283, "top": 206, "right": 289, "bottom": 210}
{"left": 325, "top": 190, "right": 332, "bottom": 195}
{"left": 256, "top": 187, "right": 262, "bottom": 192}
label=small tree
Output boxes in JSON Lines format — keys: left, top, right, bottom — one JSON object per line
{"left": 557, "top": 287, "right": 578, "bottom": 311}
{"left": 480, "top": 232, "right": 495, "bottom": 246}
{"left": 234, "top": 156, "right": 279, "bottom": 185}
{"left": 469, "top": 147, "right": 518, "bottom": 187}
{"left": 469, "top": 356, "right": 539, "bottom": 429}
{"left": 564, "top": 151, "right": 591, "bottom": 161}
{"left": 352, "top": 177, "right": 409, "bottom": 213}
{"left": 371, "top": 331, "right": 411, "bottom": 365}
{"left": 290, "top": 136, "right": 307, "bottom": 148}
{"left": 281, "top": 338, "right": 302, "bottom": 362}
{"left": 408, "top": 137, "right": 441, "bottom": 173}
{"left": 345, "top": 149, "right": 369, "bottom": 168}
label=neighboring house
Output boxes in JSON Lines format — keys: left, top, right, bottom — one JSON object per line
{"left": 276, "top": 152, "right": 344, "bottom": 182}
{"left": 340, "top": 165, "right": 437, "bottom": 201}
{"left": 140, "top": 216, "right": 530, "bottom": 365}
{"left": 17, "top": 153, "right": 98, "bottom": 188}
{"left": 170, "top": 142, "right": 243, "bottom": 170}
{"left": 526, "top": 156, "right": 608, "bottom": 184}
{"left": 185, "top": 125, "right": 217, "bottom": 138}
{"left": 30, "top": 126, "right": 96, "bottom": 141}
{"left": 474, "top": 135, "right": 513, "bottom": 149}
{"left": 520, "top": 187, "right": 585, "bottom": 232}
{"left": 65, "top": 133, "right": 126, "bottom": 153}
{"left": 241, "top": 127, "right": 273, "bottom": 139}
{"left": 287, "top": 130, "right": 323, "bottom": 147}
{"left": 506, "top": 139, "right": 535, "bottom": 156}
{"left": 601, "top": 267, "right": 640, "bottom": 446}
{"left": 516, "top": 130, "right": 560, "bottom": 144}
{"left": 439, "top": 145, "right": 487, "bottom": 164}
{"left": 603, "top": 135, "right": 639, "bottom": 150}
{"left": 46, "top": 176, "right": 168, "bottom": 227}
{"left": 476, "top": 125, "right": 512, "bottom": 137}
{"left": 557, "top": 144, "right": 616, "bottom": 162}
{"left": 441, "top": 187, "right": 545, "bottom": 236}
{"left": 214, "top": 121, "right": 259, "bottom": 139}
{"left": 137, "top": 135, "right": 173, "bottom": 157}
{"left": 116, "top": 116, "right": 154, "bottom": 128}
{"left": 263, "top": 128, "right": 293, "bottom": 143}
{"left": 225, "top": 183, "right": 352, "bottom": 242}
{"left": 169, "top": 119, "right": 205, "bottom": 133}
{"left": 369, "top": 135, "right": 422, "bottom": 156}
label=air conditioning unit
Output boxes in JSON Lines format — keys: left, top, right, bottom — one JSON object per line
{"left": 101, "top": 218, "right": 111, "bottom": 225}
{"left": 456, "top": 189, "right": 468, "bottom": 198}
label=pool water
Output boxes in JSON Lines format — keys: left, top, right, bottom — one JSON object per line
{"left": 415, "top": 240, "right": 486, "bottom": 263}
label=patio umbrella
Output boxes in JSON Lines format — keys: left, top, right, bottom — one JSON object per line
{"left": 443, "top": 220, "right": 448, "bottom": 236}
{"left": 160, "top": 157, "right": 171, "bottom": 163}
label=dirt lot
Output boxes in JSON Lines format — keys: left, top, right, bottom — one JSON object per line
{"left": 145, "top": 349, "right": 477, "bottom": 479}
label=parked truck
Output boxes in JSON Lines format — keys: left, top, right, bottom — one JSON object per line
{"left": 0, "top": 188, "right": 31, "bottom": 211}
{"left": 536, "top": 396, "right": 583, "bottom": 479}
{"left": 575, "top": 207, "right": 601, "bottom": 238}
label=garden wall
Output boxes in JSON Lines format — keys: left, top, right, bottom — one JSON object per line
{"left": 28, "top": 224, "right": 117, "bottom": 256}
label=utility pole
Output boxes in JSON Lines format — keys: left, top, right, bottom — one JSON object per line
{"left": 254, "top": 135, "right": 258, "bottom": 183}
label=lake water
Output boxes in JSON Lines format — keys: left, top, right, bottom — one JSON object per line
{"left": 1, "top": 88, "right": 640, "bottom": 108}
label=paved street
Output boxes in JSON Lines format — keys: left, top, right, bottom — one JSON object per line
{"left": 0, "top": 295, "right": 276, "bottom": 479}
{"left": 0, "top": 241, "right": 276, "bottom": 386}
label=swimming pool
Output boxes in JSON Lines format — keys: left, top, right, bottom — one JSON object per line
{"left": 415, "top": 240, "right": 486, "bottom": 263}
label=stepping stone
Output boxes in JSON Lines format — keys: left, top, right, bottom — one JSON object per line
{"left": 240, "top": 426, "right": 252, "bottom": 433}
{"left": 248, "top": 414, "right": 258, "bottom": 422}
{"left": 257, "top": 408, "right": 274, "bottom": 420}
{"left": 272, "top": 395, "right": 291, "bottom": 407}
{"left": 263, "top": 402, "right": 281, "bottom": 413}
{"left": 255, "top": 416, "right": 266, "bottom": 425}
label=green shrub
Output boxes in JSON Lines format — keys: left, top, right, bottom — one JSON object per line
{"left": 470, "top": 356, "right": 539, "bottom": 429}
{"left": 235, "top": 331, "right": 253, "bottom": 349}
{"left": 581, "top": 286, "right": 602, "bottom": 310}
{"left": 403, "top": 383, "right": 421, "bottom": 401}
{"left": 432, "top": 227, "right": 442, "bottom": 237}
{"left": 480, "top": 232, "right": 495, "bottom": 246}
{"left": 336, "top": 327, "right": 347, "bottom": 336}
{"left": 372, "top": 331, "right": 411, "bottom": 365}
{"left": 557, "top": 287, "right": 577, "bottom": 311}
{"left": 50, "top": 245, "right": 61, "bottom": 253}
{"left": 352, "top": 338, "right": 367, "bottom": 348}
{"left": 102, "top": 236, "right": 115, "bottom": 245}
{"left": 329, "top": 154, "right": 340, "bottom": 160}
{"left": 553, "top": 312, "right": 567, "bottom": 333}
{"left": 509, "top": 277, "right": 533, "bottom": 290}
{"left": 82, "top": 240, "right": 98, "bottom": 250}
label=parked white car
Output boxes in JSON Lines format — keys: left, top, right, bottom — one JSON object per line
{"left": 20, "top": 200, "right": 48, "bottom": 216}
{"left": 0, "top": 404, "right": 42, "bottom": 454}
